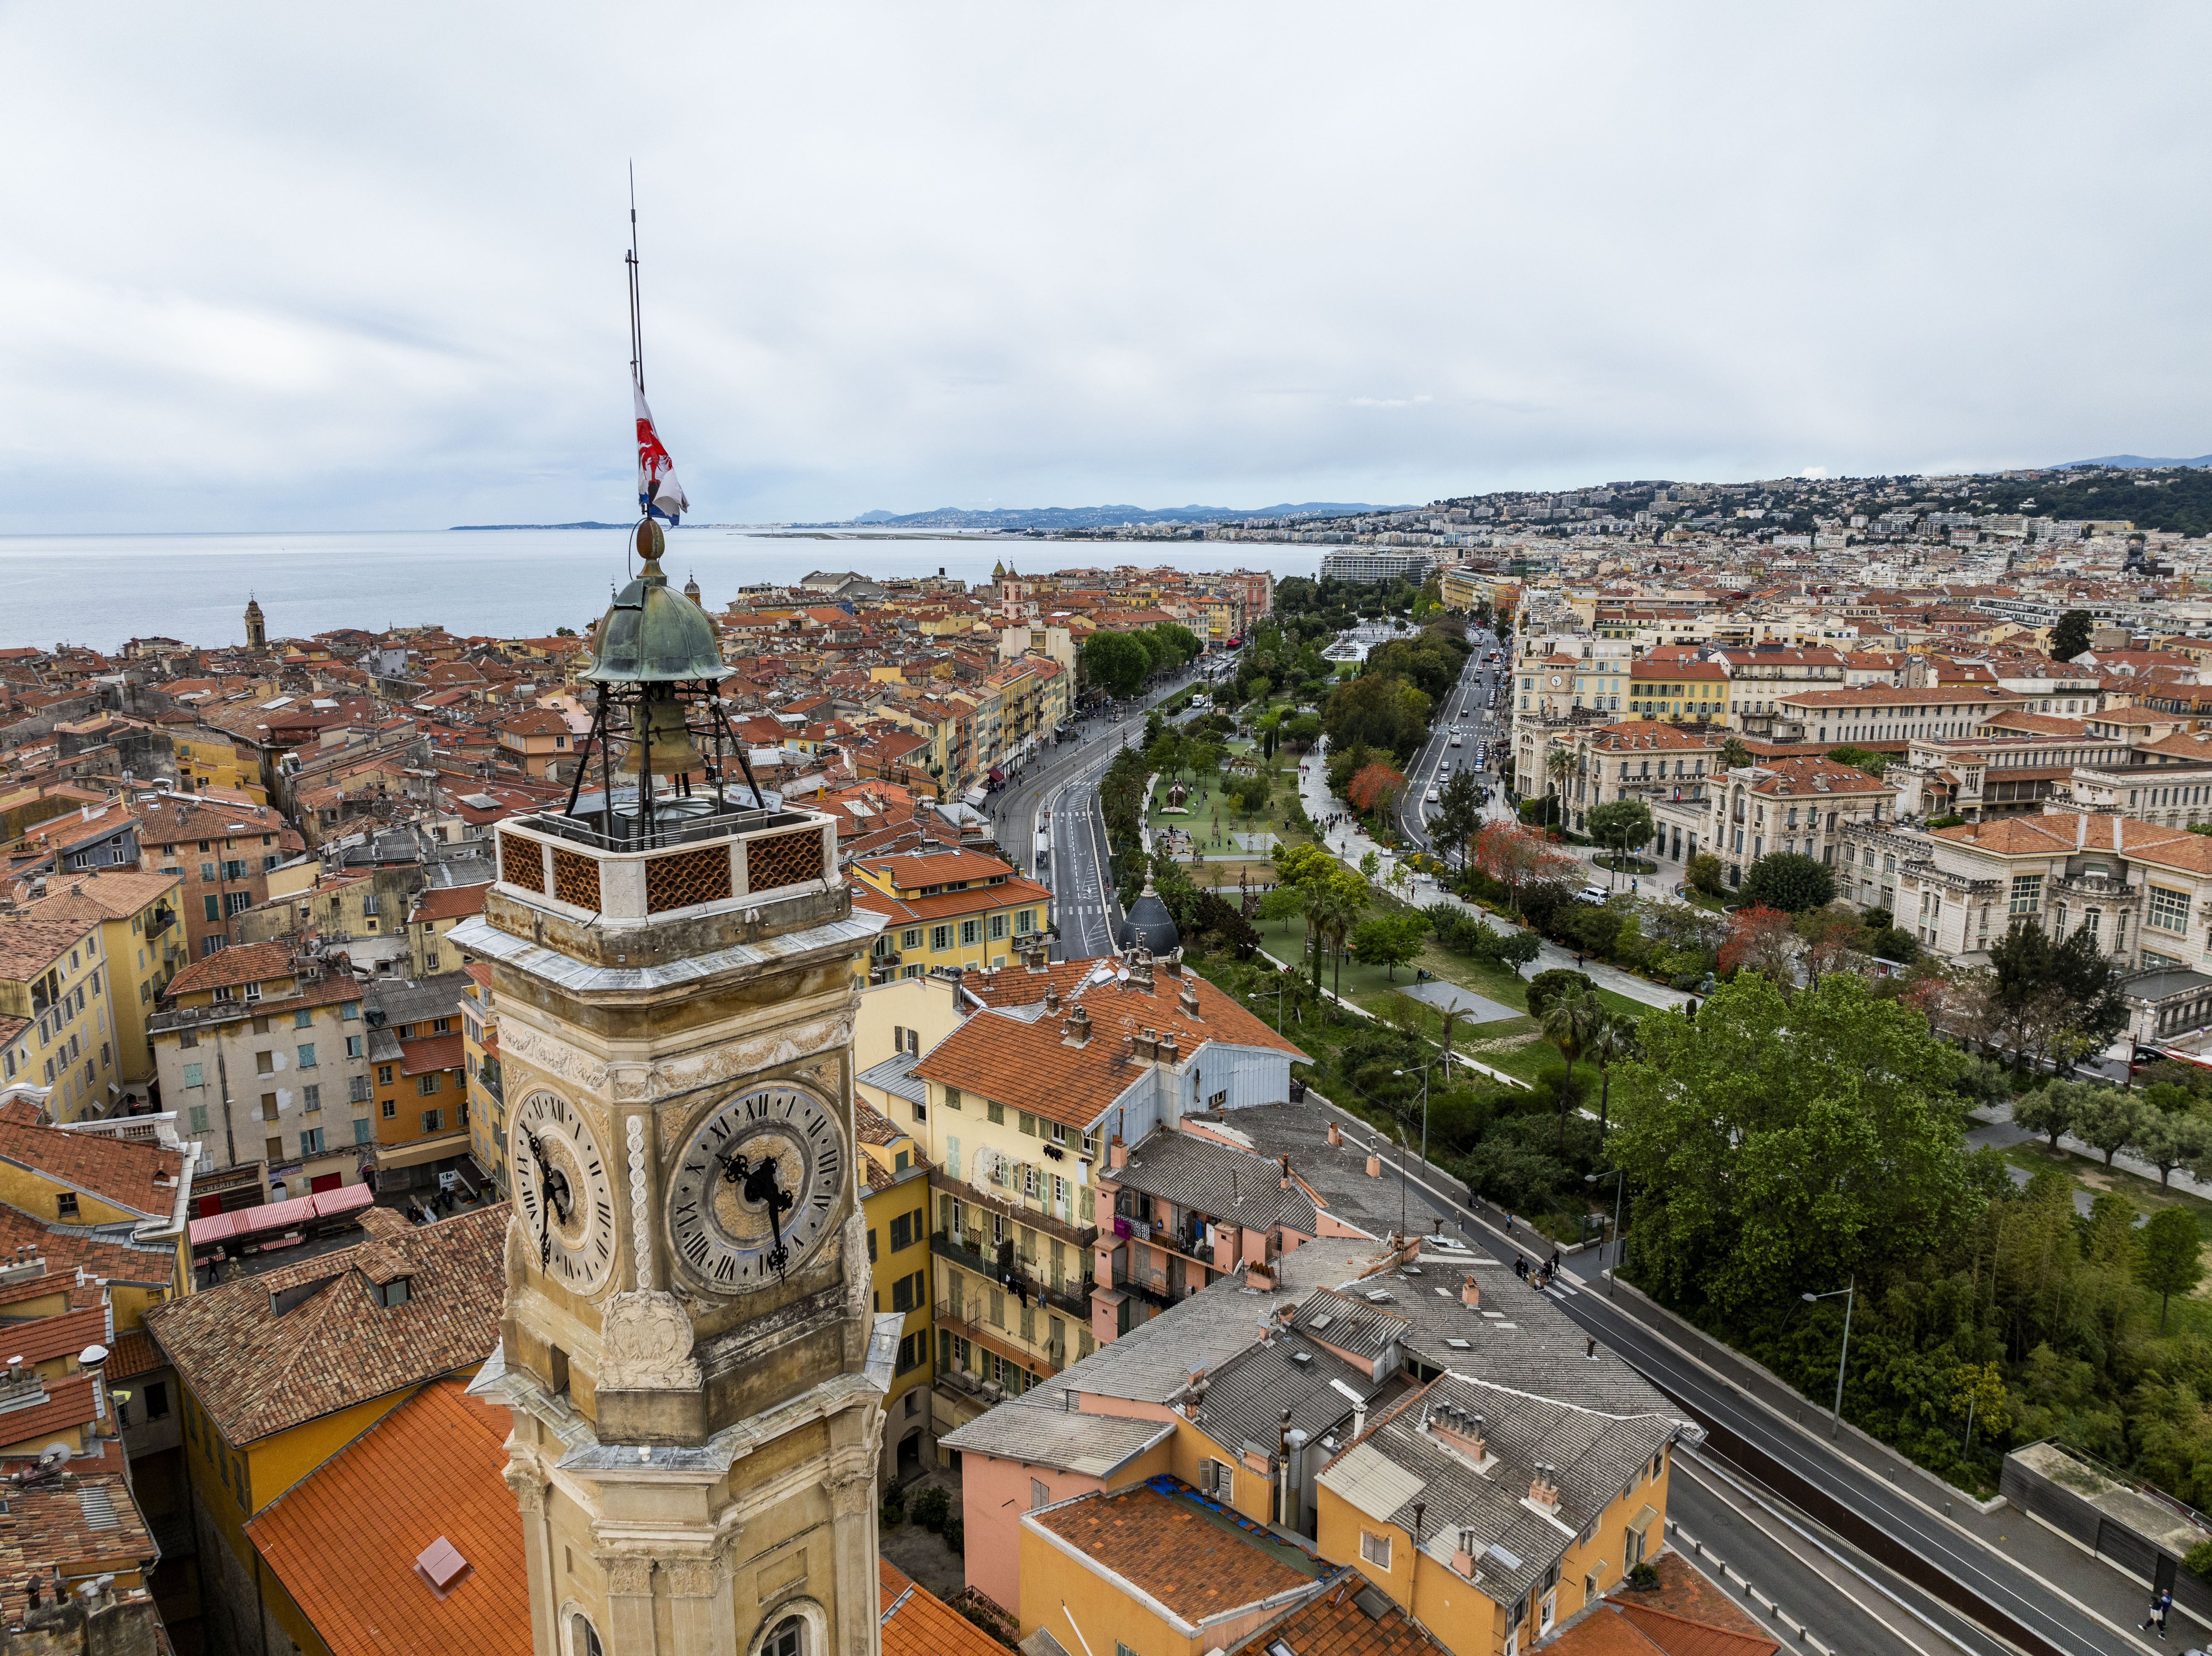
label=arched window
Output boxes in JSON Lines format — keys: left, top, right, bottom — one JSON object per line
{"left": 570, "top": 1616, "right": 604, "bottom": 1656}
{"left": 763, "top": 1617, "right": 803, "bottom": 1656}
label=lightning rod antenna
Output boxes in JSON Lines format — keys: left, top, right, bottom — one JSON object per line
{"left": 627, "top": 163, "right": 645, "bottom": 395}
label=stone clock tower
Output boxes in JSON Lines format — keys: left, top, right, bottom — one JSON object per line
{"left": 459, "top": 530, "right": 895, "bottom": 1656}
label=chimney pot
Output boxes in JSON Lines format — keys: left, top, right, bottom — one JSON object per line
{"left": 1365, "top": 1153, "right": 1382, "bottom": 1178}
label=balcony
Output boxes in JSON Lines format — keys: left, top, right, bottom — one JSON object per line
{"left": 933, "top": 1232, "right": 1092, "bottom": 1320}
{"left": 929, "top": 1169, "right": 1097, "bottom": 1252}
{"left": 934, "top": 1300, "right": 1066, "bottom": 1379}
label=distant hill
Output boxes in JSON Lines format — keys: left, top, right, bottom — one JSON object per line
{"left": 2051, "top": 455, "right": 2212, "bottom": 470}
{"left": 449, "top": 521, "right": 630, "bottom": 531}
{"left": 843, "top": 501, "right": 1390, "bottom": 530}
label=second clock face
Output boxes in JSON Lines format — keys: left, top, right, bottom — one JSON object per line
{"left": 666, "top": 1085, "right": 846, "bottom": 1291}
{"left": 512, "top": 1089, "right": 615, "bottom": 1293}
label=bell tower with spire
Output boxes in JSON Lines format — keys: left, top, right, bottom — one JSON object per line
{"left": 243, "top": 594, "right": 265, "bottom": 649}
{"left": 459, "top": 515, "right": 894, "bottom": 1656}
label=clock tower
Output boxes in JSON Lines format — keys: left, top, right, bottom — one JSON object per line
{"left": 460, "top": 521, "right": 895, "bottom": 1656}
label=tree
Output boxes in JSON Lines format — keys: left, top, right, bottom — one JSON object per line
{"left": 1349, "top": 764, "right": 1407, "bottom": 817}
{"left": 1587, "top": 799, "right": 1655, "bottom": 870}
{"left": 1541, "top": 989, "right": 1606, "bottom": 1151}
{"left": 1718, "top": 904, "right": 1796, "bottom": 982}
{"left": 1473, "top": 821, "right": 1578, "bottom": 916}
{"left": 2050, "top": 609, "right": 2095, "bottom": 662}
{"left": 1586, "top": 1011, "right": 1636, "bottom": 1137}
{"left": 2139, "top": 1206, "right": 2205, "bottom": 1332}
{"left": 2133, "top": 1103, "right": 2212, "bottom": 1189}
{"left": 1283, "top": 712, "right": 1323, "bottom": 750}
{"left": 1544, "top": 747, "right": 1578, "bottom": 826}
{"left": 1525, "top": 968, "right": 1596, "bottom": 1022}
{"left": 1738, "top": 852, "right": 1835, "bottom": 914}
{"left": 2073, "top": 1087, "right": 2147, "bottom": 1169}
{"left": 1323, "top": 672, "right": 1427, "bottom": 762}
{"left": 1353, "top": 912, "right": 1429, "bottom": 981}
{"left": 1609, "top": 972, "right": 1981, "bottom": 1310}
{"left": 1084, "top": 631, "right": 1152, "bottom": 699}
{"left": 1826, "top": 746, "right": 1889, "bottom": 779}
{"left": 1988, "top": 918, "right": 2128, "bottom": 1071}
{"left": 1718, "top": 737, "right": 1753, "bottom": 771}
{"left": 1494, "top": 928, "right": 1543, "bottom": 976}
{"left": 1686, "top": 852, "right": 1725, "bottom": 897}
{"left": 1257, "top": 885, "right": 1304, "bottom": 934}
{"left": 1304, "top": 871, "right": 1369, "bottom": 1001}
{"left": 1796, "top": 904, "right": 1869, "bottom": 986}
{"left": 1435, "top": 770, "right": 1484, "bottom": 870}
{"left": 2011, "top": 1082, "right": 2082, "bottom": 1151}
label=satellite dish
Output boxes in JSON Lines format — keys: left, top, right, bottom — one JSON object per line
{"left": 79, "top": 1345, "right": 108, "bottom": 1367}
{"left": 37, "top": 1445, "right": 68, "bottom": 1468}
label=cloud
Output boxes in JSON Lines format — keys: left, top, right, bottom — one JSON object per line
{"left": 2, "top": 0, "right": 2208, "bottom": 531}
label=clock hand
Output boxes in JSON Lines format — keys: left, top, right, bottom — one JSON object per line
{"left": 721, "top": 1146, "right": 795, "bottom": 1278}
{"left": 520, "top": 1128, "right": 569, "bottom": 1267}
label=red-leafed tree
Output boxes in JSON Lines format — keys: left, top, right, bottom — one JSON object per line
{"left": 1719, "top": 904, "right": 1797, "bottom": 983}
{"left": 1471, "top": 821, "right": 1578, "bottom": 915}
{"left": 1348, "top": 763, "right": 1406, "bottom": 815}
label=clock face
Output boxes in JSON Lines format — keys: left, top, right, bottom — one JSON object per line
{"left": 666, "top": 1085, "right": 846, "bottom": 1291}
{"left": 511, "top": 1091, "right": 616, "bottom": 1292}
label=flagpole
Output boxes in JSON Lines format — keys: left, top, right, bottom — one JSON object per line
{"left": 628, "top": 162, "right": 644, "bottom": 396}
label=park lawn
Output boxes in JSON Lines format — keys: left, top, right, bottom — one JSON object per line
{"left": 1999, "top": 1140, "right": 2212, "bottom": 1250}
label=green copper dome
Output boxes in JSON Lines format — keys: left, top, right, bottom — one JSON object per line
{"left": 584, "top": 521, "right": 728, "bottom": 683}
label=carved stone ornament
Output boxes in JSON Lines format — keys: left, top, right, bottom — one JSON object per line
{"left": 840, "top": 1212, "right": 870, "bottom": 1321}
{"left": 647, "top": 1014, "right": 853, "bottom": 1099}
{"left": 664, "top": 1559, "right": 721, "bottom": 1599}
{"left": 598, "top": 1291, "right": 703, "bottom": 1391}
{"left": 503, "top": 1460, "right": 549, "bottom": 1514}
{"left": 826, "top": 1466, "right": 876, "bottom": 1518}
{"left": 503, "top": 1213, "right": 532, "bottom": 1291}
{"left": 501, "top": 1022, "right": 611, "bottom": 1095}
{"left": 610, "top": 1062, "right": 652, "bottom": 1104}
{"left": 603, "top": 1556, "right": 655, "bottom": 1596}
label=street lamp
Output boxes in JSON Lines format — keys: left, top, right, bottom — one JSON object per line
{"left": 1802, "top": 1279, "right": 1857, "bottom": 1439}
{"left": 1393, "top": 1057, "right": 1444, "bottom": 1168}
{"left": 1583, "top": 1168, "right": 1625, "bottom": 1298}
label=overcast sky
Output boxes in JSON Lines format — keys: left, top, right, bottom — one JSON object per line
{"left": 4, "top": 2, "right": 2206, "bottom": 533}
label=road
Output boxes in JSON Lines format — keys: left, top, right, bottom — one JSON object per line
{"left": 983, "top": 653, "right": 1231, "bottom": 961}
{"left": 1316, "top": 1098, "right": 2156, "bottom": 1656}
{"left": 1393, "top": 622, "right": 1508, "bottom": 853}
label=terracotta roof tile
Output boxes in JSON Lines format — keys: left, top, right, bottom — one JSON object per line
{"left": 913, "top": 960, "right": 1304, "bottom": 1131}
{"left": 164, "top": 940, "right": 297, "bottom": 998}
{"left": 1030, "top": 1482, "right": 1319, "bottom": 1620}
{"left": 143, "top": 1205, "right": 506, "bottom": 1445}
{"left": 247, "top": 1379, "right": 528, "bottom": 1656}
{"left": 399, "top": 1034, "right": 465, "bottom": 1078}
{"left": 410, "top": 884, "right": 490, "bottom": 922}
{"left": 0, "top": 1474, "right": 157, "bottom": 1620}
{"left": 104, "top": 1331, "right": 162, "bottom": 1381}
{"left": 877, "top": 1560, "right": 1005, "bottom": 1656}
{"left": 0, "top": 1373, "right": 99, "bottom": 1451}
{"left": 0, "top": 1113, "right": 186, "bottom": 1220}
{"left": 1227, "top": 1572, "right": 1450, "bottom": 1656}
{"left": 1615, "top": 1601, "right": 1779, "bottom": 1656}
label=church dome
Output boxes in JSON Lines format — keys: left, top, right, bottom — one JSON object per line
{"left": 1122, "top": 878, "right": 1180, "bottom": 956}
{"left": 584, "top": 522, "right": 727, "bottom": 683}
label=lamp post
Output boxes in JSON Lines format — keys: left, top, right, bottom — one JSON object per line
{"left": 1393, "top": 1059, "right": 1441, "bottom": 1169}
{"left": 1802, "top": 1279, "right": 1857, "bottom": 1439}
{"left": 1583, "top": 1169, "right": 1625, "bottom": 1298}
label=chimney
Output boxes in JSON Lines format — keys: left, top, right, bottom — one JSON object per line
{"left": 1062, "top": 1005, "right": 1091, "bottom": 1047}
{"left": 1351, "top": 1397, "right": 1367, "bottom": 1441}
{"left": 1326, "top": 1121, "right": 1342, "bottom": 1147}
{"left": 1179, "top": 976, "right": 1201, "bottom": 1017}
{"left": 1109, "top": 1135, "right": 1128, "bottom": 1169}
{"left": 1453, "top": 1529, "right": 1480, "bottom": 1580}
{"left": 1132, "top": 1028, "right": 1158, "bottom": 1062}
{"left": 1429, "top": 1406, "right": 1488, "bottom": 1463}
{"left": 1043, "top": 985, "right": 1060, "bottom": 1015}
{"left": 1365, "top": 1153, "right": 1382, "bottom": 1178}
{"left": 1279, "top": 1155, "right": 1291, "bottom": 1191}
{"left": 1461, "top": 1275, "right": 1481, "bottom": 1309}
{"left": 1157, "top": 1031, "right": 1178, "bottom": 1065}
{"left": 1162, "top": 948, "right": 1183, "bottom": 978}
{"left": 1529, "top": 1465, "right": 1560, "bottom": 1508}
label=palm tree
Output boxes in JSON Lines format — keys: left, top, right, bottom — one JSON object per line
{"left": 1321, "top": 883, "right": 1368, "bottom": 1004}
{"left": 1585, "top": 1012, "right": 1638, "bottom": 1138}
{"left": 1544, "top": 745, "right": 1577, "bottom": 828}
{"left": 1719, "top": 736, "right": 1752, "bottom": 771}
{"left": 1301, "top": 880, "right": 1336, "bottom": 993}
{"left": 1540, "top": 989, "right": 1606, "bottom": 1152}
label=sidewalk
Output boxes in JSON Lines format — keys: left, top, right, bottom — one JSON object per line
{"left": 1564, "top": 1265, "right": 2178, "bottom": 1649}
{"left": 1296, "top": 740, "right": 1693, "bottom": 1015}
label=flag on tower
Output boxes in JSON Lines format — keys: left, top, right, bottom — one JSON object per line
{"left": 635, "top": 385, "right": 689, "bottom": 525}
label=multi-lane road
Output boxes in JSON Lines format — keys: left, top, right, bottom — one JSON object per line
{"left": 1323, "top": 1107, "right": 2155, "bottom": 1656}
{"left": 1393, "top": 622, "right": 1509, "bottom": 852}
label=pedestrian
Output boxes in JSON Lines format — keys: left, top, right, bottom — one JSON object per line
{"left": 1548, "top": 1248, "right": 1562, "bottom": 1276}
{"left": 2143, "top": 1588, "right": 2173, "bottom": 1639}
{"left": 1586, "top": 1336, "right": 1598, "bottom": 1360}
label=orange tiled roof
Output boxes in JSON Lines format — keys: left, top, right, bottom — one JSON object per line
{"left": 914, "top": 959, "right": 1304, "bottom": 1130}
{"left": 399, "top": 1034, "right": 465, "bottom": 1078}
{"left": 1614, "top": 1602, "right": 1780, "bottom": 1656}
{"left": 1029, "top": 1483, "right": 1315, "bottom": 1621}
{"left": 164, "top": 940, "right": 297, "bottom": 998}
{"left": 0, "top": 1475, "right": 155, "bottom": 1620}
{"left": 851, "top": 877, "right": 1051, "bottom": 928}
{"left": 877, "top": 1560, "right": 1005, "bottom": 1656}
{"left": 1226, "top": 1572, "right": 1449, "bottom": 1655}
{"left": 0, "top": 1372, "right": 98, "bottom": 1451}
{"left": 144, "top": 1205, "right": 506, "bottom": 1445}
{"left": 0, "top": 1109, "right": 185, "bottom": 1220}
{"left": 104, "top": 1330, "right": 162, "bottom": 1381}
{"left": 856, "top": 849, "right": 1017, "bottom": 888}
{"left": 411, "top": 884, "right": 490, "bottom": 922}
{"left": 247, "top": 1379, "right": 528, "bottom": 1656}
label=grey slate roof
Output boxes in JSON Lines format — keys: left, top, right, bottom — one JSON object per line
{"left": 1056, "top": 1268, "right": 1290, "bottom": 1406}
{"left": 1294, "top": 1286, "right": 1413, "bottom": 1364}
{"left": 1184, "top": 1329, "right": 1404, "bottom": 1464}
{"left": 857, "top": 1050, "right": 927, "bottom": 1106}
{"left": 938, "top": 1393, "right": 1174, "bottom": 1476}
{"left": 1183, "top": 1101, "right": 1469, "bottom": 1237}
{"left": 1112, "top": 1128, "right": 1317, "bottom": 1235}
{"left": 1318, "top": 1371, "right": 1679, "bottom": 1609}
{"left": 364, "top": 969, "right": 477, "bottom": 1026}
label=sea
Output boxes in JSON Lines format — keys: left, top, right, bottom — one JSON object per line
{"left": 0, "top": 529, "right": 1326, "bottom": 653}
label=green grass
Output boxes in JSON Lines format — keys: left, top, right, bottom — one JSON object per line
{"left": 1999, "top": 1140, "right": 2212, "bottom": 1244}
